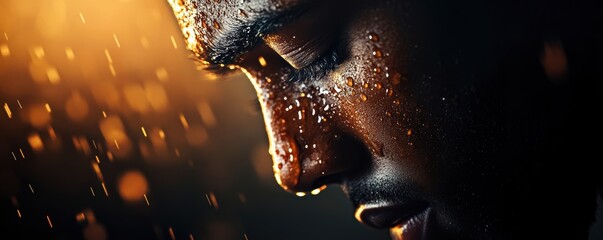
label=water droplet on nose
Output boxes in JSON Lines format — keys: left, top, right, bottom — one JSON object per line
{"left": 386, "top": 88, "right": 394, "bottom": 97}
{"left": 277, "top": 162, "right": 283, "bottom": 169}
{"left": 375, "top": 83, "right": 382, "bottom": 89}
{"left": 363, "top": 82, "right": 369, "bottom": 88}
{"left": 360, "top": 94, "right": 367, "bottom": 102}
{"left": 346, "top": 77, "right": 354, "bottom": 87}
{"left": 372, "top": 48, "right": 382, "bottom": 58}
{"left": 407, "top": 129, "right": 413, "bottom": 136}
{"left": 368, "top": 32, "right": 379, "bottom": 42}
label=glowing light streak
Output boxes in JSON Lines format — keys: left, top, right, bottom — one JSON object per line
{"left": 4, "top": 103, "right": 12, "bottom": 118}
{"left": 143, "top": 194, "right": 150, "bottom": 206}
{"left": 168, "top": 227, "right": 176, "bottom": 240}
{"left": 79, "top": 12, "right": 86, "bottom": 23}
{"left": 179, "top": 113, "right": 189, "bottom": 129}
{"left": 101, "top": 182, "right": 109, "bottom": 196}
{"left": 170, "top": 35, "right": 178, "bottom": 49}
{"left": 113, "top": 34, "right": 121, "bottom": 48}
{"left": 104, "top": 49, "right": 113, "bottom": 63}
{"left": 46, "top": 215, "right": 53, "bottom": 228}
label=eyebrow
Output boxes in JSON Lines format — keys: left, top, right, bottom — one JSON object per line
{"left": 200, "top": 3, "right": 311, "bottom": 70}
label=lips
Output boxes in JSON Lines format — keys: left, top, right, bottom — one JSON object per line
{"left": 355, "top": 202, "right": 430, "bottom": 240}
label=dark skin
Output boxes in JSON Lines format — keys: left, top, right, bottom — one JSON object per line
{"left": 169, "top": 0, "right": 603, "bottom": 239}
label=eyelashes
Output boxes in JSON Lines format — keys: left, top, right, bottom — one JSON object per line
{"left": 281, "top": 48, "right": 340, "bottom": 82}
{"left": 264, "top": 30, "right": 335, "bottom": 70}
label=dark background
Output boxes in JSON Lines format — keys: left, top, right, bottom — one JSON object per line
{"left": 0, "top": 0, "right": 601, "bottom": 239}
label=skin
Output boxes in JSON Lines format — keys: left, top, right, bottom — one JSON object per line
{"left": 168, "top": 0, "right": 603, "bottom": 239}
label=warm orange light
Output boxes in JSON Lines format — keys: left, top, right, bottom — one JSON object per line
{"left": 117, "top": 170, "right": 149, "bottom": 202}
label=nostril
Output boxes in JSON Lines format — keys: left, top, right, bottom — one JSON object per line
{"left": 293, "top": 133, "right": 373, "bottom": 193}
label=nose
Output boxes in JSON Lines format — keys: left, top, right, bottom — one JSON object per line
{"left": 239, "top": 50, "right": 369, "bottom": 194}
{"left": 258, "top": 89, "right": 369, "bottom": 193}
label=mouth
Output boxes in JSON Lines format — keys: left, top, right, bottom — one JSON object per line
{"left": 354, "top": 202, "right": 430, "bottom": 240}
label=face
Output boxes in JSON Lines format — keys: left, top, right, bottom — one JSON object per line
{"left": 168, "top": 0, "right": 601, "bottom": 239}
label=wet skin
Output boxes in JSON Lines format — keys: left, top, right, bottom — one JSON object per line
{"left": 168, "top": 0, "right": 602, "bottom": 239}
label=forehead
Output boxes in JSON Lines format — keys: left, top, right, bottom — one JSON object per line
{"left": 168, "top": 0, "right": 308, "bottom": 64}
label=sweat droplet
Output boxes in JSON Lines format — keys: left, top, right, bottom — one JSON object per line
{"left": 368, "top": 32, "right": 379, "bottom": 42}
{"left": 258, "top": 56, "right": 267, "bottom": 67}
{"left": 360, "top": 94, "right": 367, "bottom": 102}
{"left": 346, "top": 77, "right": 354, "bottom": 87}
{"left": 372, "top": 48, "right": 382, "bottom": 58}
